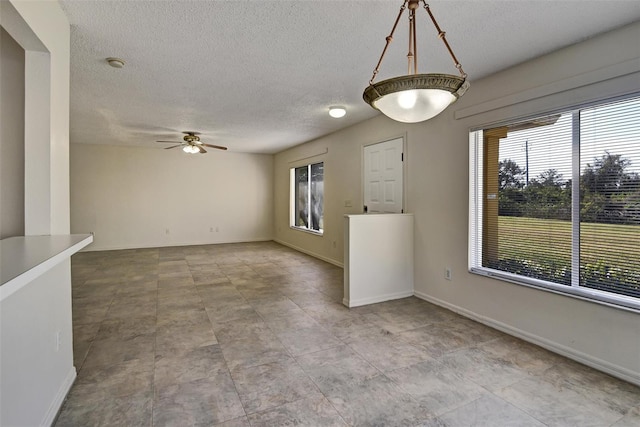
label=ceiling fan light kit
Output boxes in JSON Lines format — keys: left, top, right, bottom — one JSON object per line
{"left": 182, "top": 145, "right": 200, "bottom": 154}
{"left": 363, "top": 0, "right": 469, "bottom": 123}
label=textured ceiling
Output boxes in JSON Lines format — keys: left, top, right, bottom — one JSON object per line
{"left": 59, "top": 0, "right": 640, "bottom": 154}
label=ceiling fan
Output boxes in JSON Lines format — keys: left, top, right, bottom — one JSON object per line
{"left": 156, "top": 131, "right": 227, "bottom": 154}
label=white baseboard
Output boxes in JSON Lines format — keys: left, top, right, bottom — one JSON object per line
{"left": 82, "top": 237, "right": 346, "bottom": 271}
{"left": 414, "top": 290, "right": 640, "bottom": 387}
{"left": 80, "top": 237, "right": 273, "bottom": 252}
{"left": 273, "top": 239, "right": 344, "bottom": 268}
{"left": 42, "top": 366, "right": 76, "bottom": 426}
{"left": 344, "top": 290, "right": 414, "bottom": 308}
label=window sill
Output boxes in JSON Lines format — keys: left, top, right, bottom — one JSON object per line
{"left": 470, "top": 267, "right": 640, "bottom": 313}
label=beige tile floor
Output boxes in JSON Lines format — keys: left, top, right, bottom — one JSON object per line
{"left": 56, "top": 241, "right": 640, "bottom": 426}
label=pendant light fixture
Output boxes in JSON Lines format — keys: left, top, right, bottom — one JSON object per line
{"left": 363, "top": 0, "right": 469, "bottom": 123}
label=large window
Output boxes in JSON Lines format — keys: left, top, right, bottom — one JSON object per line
{"left": 470, "top": 95, "right": 640, "bottom": 310}
{"left": 291, "top": 162, "right": 324, "bottom": 234}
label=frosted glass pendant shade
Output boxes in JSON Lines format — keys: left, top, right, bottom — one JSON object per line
{"left": 374, "top": 89, "right": 455, "bottom": 123}
{"left": 364, "top": 74, "right": 469, "bottom": 123}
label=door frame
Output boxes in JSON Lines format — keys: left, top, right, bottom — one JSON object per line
{"left": 361, "top": 134, "right": 407, "bottom": 214}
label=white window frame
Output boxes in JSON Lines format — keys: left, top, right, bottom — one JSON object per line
{"left": 469, "top": 94, "right": 640, "bottom": 312}
{"left": 290, "top": 162, "right": 324, "bottom": 235}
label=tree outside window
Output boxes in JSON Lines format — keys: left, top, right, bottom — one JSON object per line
{"left": 292, "top": 162, "right": 324, "bottom": 233}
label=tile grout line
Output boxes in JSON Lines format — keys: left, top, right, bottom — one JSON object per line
{"left": 150, "top": 249, "right": 160, "bottom": 427}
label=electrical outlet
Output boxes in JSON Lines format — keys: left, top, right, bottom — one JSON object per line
{"left": 445, "top": 268, "right": 452, "bottom": 281}
{"left": 215, "top": 227, "right": 219, "bottom": 232}
{"left": 210, "top": 227, "right": 214, "bottom": 232}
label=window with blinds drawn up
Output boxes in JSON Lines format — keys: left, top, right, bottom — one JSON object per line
{"left": 469, "top": 95, "right": 640, "bottom": 310}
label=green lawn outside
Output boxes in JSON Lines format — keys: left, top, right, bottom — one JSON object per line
{"left": 497, "top": 216, "right": 640, "bottom": 274}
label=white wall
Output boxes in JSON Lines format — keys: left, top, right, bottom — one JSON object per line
{"left": 71, "top": 143, "right": 274, "bottom": 250}
{"left": 274, "top": 22, "right": 640, "bottom": 385}
{"left": 1, "top": 262, "right": 75, "bottom": 427}
{"left": 344, "top": 214, "right": 414, "bottom": 307}
{"left": 0, "top": 27, "right": 25, "bottom": 238}
{"left": 1, "top": 0, "right": 70, "bottom": 235}
{"left": 0, "top": 1, "right": 74, "bottom": 425}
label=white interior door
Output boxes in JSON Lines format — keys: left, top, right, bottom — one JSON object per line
{"left": 363, "top": 137, "right": 404, "bottom": 213}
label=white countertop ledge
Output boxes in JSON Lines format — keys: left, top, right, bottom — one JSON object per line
{"left": 0, "top": 234, "right": 93, "bottom": 301}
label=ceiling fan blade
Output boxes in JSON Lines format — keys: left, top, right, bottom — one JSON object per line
{"left": 202, "top": 143, "right": 228, "bottom": 150}
{"left": 156, "top": 140, "right": 182, "bottom": 143}
{"left": 198, "top": 146, "right": 207, "bottom": 154}
{"left": 164, "top": 144, "right": 183, "bottom": 150}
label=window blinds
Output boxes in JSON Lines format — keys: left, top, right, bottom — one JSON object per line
{"left": 469, "top": 94, "right": 640, "bottom": 306}
{"left": 579, "top": 97, "right": 640, "bottom": 298}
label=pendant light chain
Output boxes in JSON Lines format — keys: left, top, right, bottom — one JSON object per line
{"left": 368, "top": 0, "right": 467, "bottom": 84}
{"left": 408, "top": 6, "right": 417, "bottom": 75}
{"left": 369, "top": 0, "right": 408, "bottom": 85}
{"left": 423, "top": 2, "right": 466, "bottom": 78}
